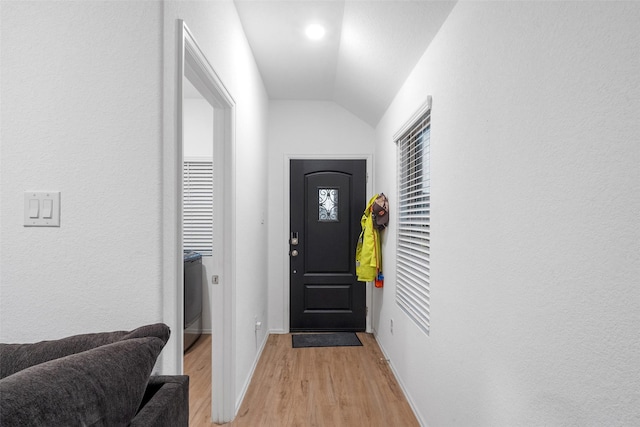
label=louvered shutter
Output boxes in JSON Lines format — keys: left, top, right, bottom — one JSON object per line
{"left": 396, "top": 109, "right": 431, "bottom": 335}
{"left": 183, "top": 160, "right": 213, "bottom": 256}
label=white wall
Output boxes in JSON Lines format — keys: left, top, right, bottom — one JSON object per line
{"left": 373, "top": 2, "right": 640, "bottom": 426}
{"left": 267, "top": 100, "right": 376, "bottom": 332}
{"left": 1, "top": 0, "right": 270, "bottom": 412}
{"left": 1, "top": 1, "right": 164, "bottom": 340}
{"left": 184, "top": 97, "right": 214, "bottom": 159}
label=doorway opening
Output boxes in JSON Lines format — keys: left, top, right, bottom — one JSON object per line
{"left": 182, "top": 77, "right": 212, "bottom": 354}
{"left": 178, "top": 21, "right": 236, "bottom": 424}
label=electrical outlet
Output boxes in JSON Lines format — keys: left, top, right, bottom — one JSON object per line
{"left": 390, "top": 319, "right": 394, "bottom": 334}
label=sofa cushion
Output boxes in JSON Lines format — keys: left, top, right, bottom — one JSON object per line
{"left": 131, "top": 376, "right": 190, "bottom": 427}
{"left": 0, "top": 336, "right": 165, "bottom": 426}
{"left": 0, "top": 323, "right": 169, "bottom": 378}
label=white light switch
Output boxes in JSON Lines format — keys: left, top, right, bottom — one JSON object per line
{"left": 24, "top": 192, "right": 60, "bottom": 227}
{"left": 42, "top": 199, "right": 53, "bottom": 218}
{"left": 29, "top": 199, "right": 39, "bottom": 218}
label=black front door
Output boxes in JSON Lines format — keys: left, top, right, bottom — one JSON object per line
{"left": 290, "top": 159, "right": 367, "bottom": 331}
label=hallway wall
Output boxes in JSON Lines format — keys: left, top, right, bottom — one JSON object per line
{"left": 1, "top": 0, "right": 270, "bottom": 412}
{"left": 162, "top": 0, "right": 270, "bottom": 402}
{"left": 373, "top": 2, "right": 640, "bottom": 425}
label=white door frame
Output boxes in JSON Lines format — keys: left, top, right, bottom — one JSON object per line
{"left": 165, "top": 20, "right": 236, "bottom": 423}
{"left": 283, "top": 154, "right": 374, "bottom": 334}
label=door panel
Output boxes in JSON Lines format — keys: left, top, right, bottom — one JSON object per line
{"left": 305, "top": 172, "right": 351, "bottom": 273}
{"left": 290, "top": 159, "right": 366, "bottom": 331}
{"left": 305, "top": 285, "right": 351, "bottom": 310}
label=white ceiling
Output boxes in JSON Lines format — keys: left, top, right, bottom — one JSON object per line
{"left": 234, "top": 0, "right": 456, "bottom": 127}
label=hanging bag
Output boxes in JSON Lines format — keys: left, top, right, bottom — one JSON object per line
{"left": 371, "top": 193, "right": 389, "bottom": 230}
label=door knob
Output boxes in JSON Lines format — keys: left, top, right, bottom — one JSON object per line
{"left": 291, "top": 249, "right": 299, "bottom": 257}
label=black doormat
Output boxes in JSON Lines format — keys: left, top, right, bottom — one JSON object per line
{"left": 292, "top": 332, "right": 362, "bottom": 348}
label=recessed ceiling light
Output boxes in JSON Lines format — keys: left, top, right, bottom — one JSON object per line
{"left": 305, "top": 24, "right": 326, "bottom": 41}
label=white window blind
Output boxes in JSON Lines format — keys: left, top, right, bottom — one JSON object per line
{"left": 183, "top": 160, "right": 213, "bottom": 256}
{"left": 395, "top": 106, "right": 431, "bottom": 335}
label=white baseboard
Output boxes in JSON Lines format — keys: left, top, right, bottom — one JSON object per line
{"left": 235, "top": 331, "right": 269, "bottom": 412}
{"left": 374, "top": 333, "right": 428, "bottom": 427}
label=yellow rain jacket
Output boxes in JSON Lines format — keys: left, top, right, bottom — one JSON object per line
{"left": 356, "top": 195, "right": 382, "bottom": 282}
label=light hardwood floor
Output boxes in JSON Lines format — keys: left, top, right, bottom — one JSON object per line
{"left": 184, "top": 334, "right": 213, "bottom": 426}
{"left": 183, "top": 333, "right": 419, "bottom": 427}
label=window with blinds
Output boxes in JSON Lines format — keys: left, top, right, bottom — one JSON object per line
{"left": 183, "top": 160, "right": 213, "bottom": 256}
{"left": 395, "top": 106, "right": 431, "bottom": 335}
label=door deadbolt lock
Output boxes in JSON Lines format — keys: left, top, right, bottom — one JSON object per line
{"left": 291, "top": 249, "right": 299, "bottom": 257}
{"left": 290, "top": 232, "right": 299, "bottom": 246}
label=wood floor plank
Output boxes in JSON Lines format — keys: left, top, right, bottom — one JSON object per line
{"left": 184, "top": 334, "right": 213, "bottom": 427}
{"left": 184, "top": 333, "right": 419, "bottom": 427}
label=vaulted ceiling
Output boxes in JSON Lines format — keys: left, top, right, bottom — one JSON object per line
{"left": 234, "top": 0, "right": 456, "bottom": 127}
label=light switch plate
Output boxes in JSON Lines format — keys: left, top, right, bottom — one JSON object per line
{"left": 24, "top": 191, "right": 60, "bottom": 227}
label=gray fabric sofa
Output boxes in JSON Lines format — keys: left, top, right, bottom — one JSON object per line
{"left": 0, "top": 323, "right": 188, "bottom": 426}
